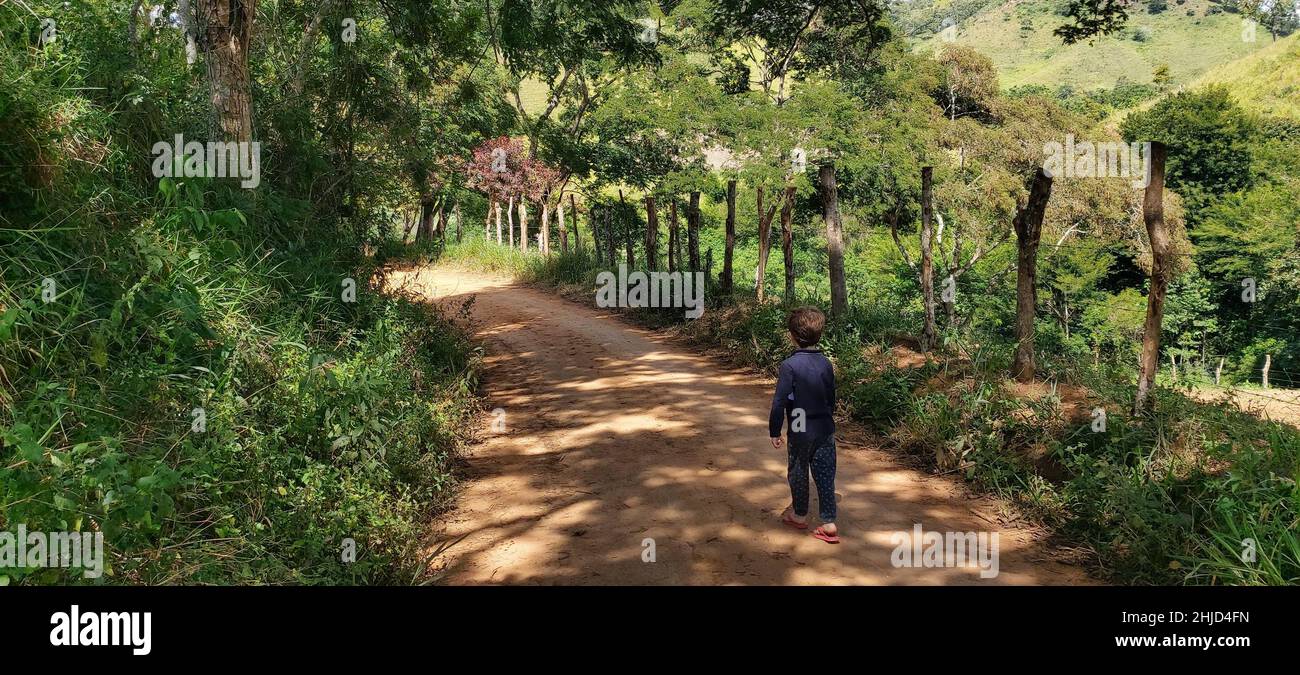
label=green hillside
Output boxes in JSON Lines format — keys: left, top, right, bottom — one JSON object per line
{"left": 900, "top": 0, "right": 1274, "bottom": 90}
{"left": 1190, "top": 30, "right": 1300, "bottom": 119}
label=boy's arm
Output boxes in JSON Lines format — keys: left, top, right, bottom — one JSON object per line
{"left": 769, "top": 362, "right": 793, "bottom": 438}
{"left": 829, "top": 364, "right": 837, "bottom": 413}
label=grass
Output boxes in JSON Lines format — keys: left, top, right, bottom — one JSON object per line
{"left": 1, "top": 179, "right": 483, "bottom": 585}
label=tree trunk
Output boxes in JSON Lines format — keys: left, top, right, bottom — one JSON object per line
{"left": 1011, "top": 167, "right": 1054, "bottom": 382}
{"left": 485, "top": 195, "right": 493, "bottom": 240}
{"left": 619, "top": 190, "right": 633, "bottom": 268}
{"left": 196, "top": 0, "right": 257, "bottom": 143}
{"left": 438, "top": 200, "right": 447, "bottom": 244}
{"left": 1063, "top": 295, "right": 1070, "bottom": 339}
{"left": 722, "top": 179, "right": 737, "bottom": 295}
{"left": 455, "top": 199, "right": 462, "bottom": 243}
{"left": 519, "top": 198, "right": 529, "bottom": 251}
{"left": 755, "top": 187, "right": 774, "bottom": 302}
{"left": 1215, "top": 357, "right": 1224, "bottom": 385}
{"left": 687, "top": 191, "right": 701, "bottom": 273}
{"left": 419, "top": 198, "right": 436, "bottom": 241}
{"left": 675, "top": 200, "right": 685, "bottom": 271}
{"left": 820, "top": 166, "right": 847, "bottom": 315}
{"left": 507, "top": 195, "right": 515, "bottom": 247}
{"left": 288, "top": 0, "right": 333, "bottom": 94}
{"left": 920, "top": 167, "right": 937, "bottom": 352}
{"left": 1134, "top": 142, "right": 1169, "bottom": 414}
{"left": 129, "top": 0, "right": 143, "bottom": 48}
{"left": 645, "top": 196, "right": 659, "bottom": 271}
{"left": 179, "top": 0, "right": 198, "bottom": 65}
{"left": 942, "top": 285, "right": 956, "bottom": 326}
{"left": 781, "top": 185, "right": 795, "bottom": 302}
{"left": 668, "top": 200, "right": 678, "bottom": 273}
{"left": 570, "top": 194, "right": 579, "bottom": 252}
{"left": 605, "top": 207, "right": 617, "bottom": 266}
{"left": 558, "top": 198, "right": 568, "bottom": 254}
{"left": 1262, "top": 354, "right": 1271, "bottom": 389}
{"left": 495, "top": 200, "right": 503, "bottom": 245}
{"left": 592, "top": 206, "right": 603, "bottom": 264}
{"left": 541, "top": 200, "right": 550, "bottom": 254}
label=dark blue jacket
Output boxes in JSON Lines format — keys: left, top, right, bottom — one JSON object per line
{"left": 768, "top": 348, "right": 836, "bottom": 443}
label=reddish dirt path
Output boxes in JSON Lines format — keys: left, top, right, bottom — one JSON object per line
{"left": 391, "top": 266, "right": 1093, "bottom": 585}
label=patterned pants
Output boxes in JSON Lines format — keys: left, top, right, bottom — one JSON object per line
{"left": 787, "top": 435, "right": 836, "bottom": 522}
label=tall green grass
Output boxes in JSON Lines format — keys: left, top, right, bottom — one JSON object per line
{"left": 1, "top": 11, "right": 479, "bottom": 585}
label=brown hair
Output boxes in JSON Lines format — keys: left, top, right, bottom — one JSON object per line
{"left": 787, "top": 306, "right": 826, "bottom": 348}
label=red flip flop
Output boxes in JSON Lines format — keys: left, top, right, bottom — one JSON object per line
{"left": 812, "top": 526, "right": 840, "bottom": 544}
{"left": 781, "top": 513, "right": 808, "bottom": 530}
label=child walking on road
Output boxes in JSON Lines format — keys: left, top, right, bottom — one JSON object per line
{"left": 769, "top": 306, "right": 839, "bottom": 544}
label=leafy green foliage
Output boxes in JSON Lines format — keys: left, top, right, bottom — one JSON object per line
{"left": 1120, "top": 86, "right": 1258, "bottom": 212}
{"left": 0, "top": 1, "right": 481, "bottom": 585}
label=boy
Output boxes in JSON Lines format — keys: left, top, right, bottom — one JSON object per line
{"left": 769, "top": 306, "right": 839, "bottom": 544}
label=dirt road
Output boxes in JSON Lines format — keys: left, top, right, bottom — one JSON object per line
{"left": 391, "top": 266, "right": 1092, "bottom": 585}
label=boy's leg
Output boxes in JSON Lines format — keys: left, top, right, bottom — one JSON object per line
{"left": 810, "top": 437, "right": 837, "bottom": 523}
{"left": 787, "top": 441, "right": 811, "bottom": 518}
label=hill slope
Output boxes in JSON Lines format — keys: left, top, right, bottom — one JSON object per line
{"left": 899, "top": 0, "right": 1275, "bottom": 90}
{"left": 1189, "top": 30, "right": 1300, "bottom": 119}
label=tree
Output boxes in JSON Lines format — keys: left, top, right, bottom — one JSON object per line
{"left": 1135, "top": 142, "right": 1170, "bottom": 412}
{"left": 754, "top": 186, "right": 779, "bottom": 301}
{"left": 667, "top": 199, "right": 679, "bottom": 272}
{"left": 523, "top": 159, "right": 560, "bottom": 252}
{"left": 557, "top": 194, "right": 568, "bottom": 253}
{"left": 485, "top": 0, "right": 660, "bottom": 224}
{"left": 687, "top": 191, "right": 701, "bottom": 271}
{"left": 592, "top": 204, "right": 604, "bottom": 264}
{"left": 819, "top": 165, "right": 847, "bottom": 315}
{"left": 721, "top": 179, "right": 737, "bottom": 294}
{"left": 934, "top": 45, "right": 999, "bottom": 122}
{"left": 196, "top": 0, "right": 257, "bottom": 142}
{"left": 1054, "top": 0, "right": 1136, "bottom": 44}
{"left": 570, "top": 193, "right": 580, "bottom": 252}
{"left": 465, "top": 136, "right": 529, "bottom": 244}
{"left": 703, "top": 0, "right": 890, "bottom": 105}
{"left": 920, "top": 166, "right": 937, "bottom": 352}
{"left": 620, "top": 189, "right": 634, "bottom": 267}
{"left": 1120, "top": 86, "right": 1257, "bottom": 216}
{"left": 585, "top": 51, "right": 725, "bottom": 273}
{"left": 780, "top": 185, "right": 796, "bottom": 301}
{"left": 1152, "top": 64, "right": 1172, "bottom": 91}
{"left": 1240, "top": 0, "right": 1300, "bottom": 40}
{"left": 644, "top": 196, "right": 659, "bottom": 270}
{"left": 1011, "top": 168, "right": 1054, "bottom": 382}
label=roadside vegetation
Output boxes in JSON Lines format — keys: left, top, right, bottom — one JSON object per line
{"left": 2, "top": 2, "right": 482, "bottom": 584}
{"left": 4, "top": 0, "right": 1296, "bottom": 586}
